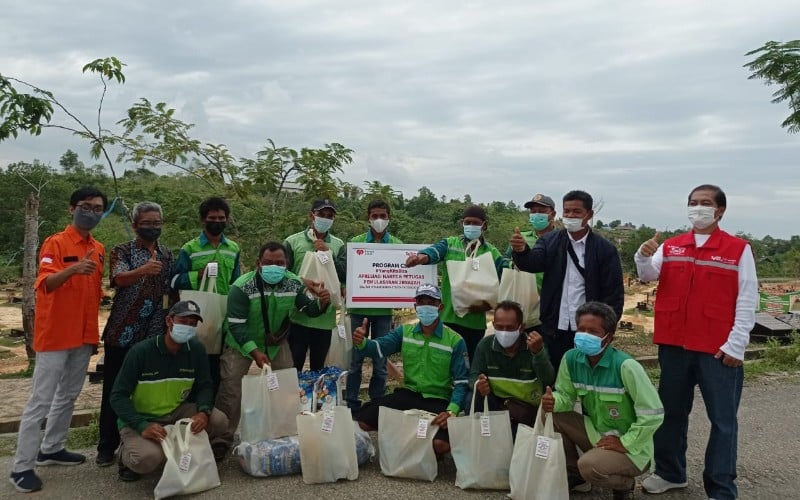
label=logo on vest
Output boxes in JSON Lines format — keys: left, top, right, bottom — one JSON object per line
{"left": 666, "top": 246, "right": 686, "bottom": 256}
{"left": 710, "top": 255, "right": 737, "bottom": 265}
{"left": 608, "top": 406, "right": 620, "bottom": 419}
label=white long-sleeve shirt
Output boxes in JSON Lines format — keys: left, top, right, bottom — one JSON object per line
{"left": 558, "top": 231, "right": 587, "bottom": 330}
{"left": 634, "top": 233, "right": 758, "bottom": 360}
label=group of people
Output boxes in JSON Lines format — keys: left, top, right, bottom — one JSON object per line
{"left": 8, "top": 184, "right": 756, "bottom": 500}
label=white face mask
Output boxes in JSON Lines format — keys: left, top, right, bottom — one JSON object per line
{"left": 494, "top": 329, "right": 520, "bottom": 348}
{"left": 370, "top": 218, "right": 389, "bottom": 233}
{"left": 562, "top": 217, "right": 585, "bottom": 233}
{"left": 687, "top": 206, "right": 716, "bottom": 230}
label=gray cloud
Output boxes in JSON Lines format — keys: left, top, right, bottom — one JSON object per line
{"left": 2, "top": 0, "right": 799, "bottom": 238}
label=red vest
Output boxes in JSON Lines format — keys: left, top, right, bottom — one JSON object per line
{"left": 653, "top": 228, "right": 747, "bottom": 354}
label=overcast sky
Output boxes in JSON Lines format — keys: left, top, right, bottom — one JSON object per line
{"left": 2, "top": 0, "right": 799, "bottom": 238}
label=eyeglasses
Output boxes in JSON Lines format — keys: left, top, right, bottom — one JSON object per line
{"left": 76, "top": 204, "right": 105, "bottom": 215}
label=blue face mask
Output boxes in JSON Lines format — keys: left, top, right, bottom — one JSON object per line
{"left": 313, "top": 216, "right": 334, "bottom": 234}
{"left": 529, "top": 213, "right": 550, "bottom": 231}
{"left": 170, "top": 323, "right": 197, "bottom": 344}
{"left": 416, "top": 305, "right": 440, "bottom": 326}
{"left": 574, "top": 332, "right": 607, "bottom": 356}
{"left": 463, "top": 224, "right": 483, "bottom": 240}
{"left": 260, "top": 264, "right": 286, "bottom": 285}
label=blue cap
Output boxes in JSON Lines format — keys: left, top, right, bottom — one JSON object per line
{"left": 415, "top": 283, "right": 442, "bottom": 300}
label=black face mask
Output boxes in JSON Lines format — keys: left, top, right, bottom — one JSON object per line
{"left": 205, "top": 221, "right": 226, "bottom": 236}
{"left": 135, "top": 227, "right": 161, "bottom": 242}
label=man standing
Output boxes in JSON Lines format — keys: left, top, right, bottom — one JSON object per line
{"left": 213, "top": 242, "right": 330, "bottom": 455}
{"left": 636, "top": 185, "right": 757, "bottom": 500}
{"left": 284, "top": 199, "right": 346, "bottom": 371}
{"left": 504, "top": 193, "right": 557, "bottom": 331}
{"left": 469, "top": 300, "right": 555, "bottom": 432}
{"left": 10, "top": 187, "right": 107, "bottom": 493}
{"left": 510, "top": 190, "right": 624, "bottom": 372}
{"left": 171, "top": 197, "right": 241, "bottom": 393}
{"left": 406, "top": 205, "right": 509, "bottom": 362}
{"left": 96, "top": 202, "right": 174, "bottom": 467}
{"left": 541, "top": 302, "right": 664, "bottom": 500}
{"left": 111, "top": 300, "right": 228, "bottom": 481}
{"left": 346, "top": 199, "right": 403, "bottom": 410}
{"left": 354, "top": 284, "right": 469, "bottom": 456}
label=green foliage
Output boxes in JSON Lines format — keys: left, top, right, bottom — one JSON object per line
{"left": 82, "top": 57, "right": 126, "bottom": 84}
{"left": 0, "top": 77, "right": 53, "bottom": 139}
{"left": 745, "top": 40, "right": 800, "bottom": 133}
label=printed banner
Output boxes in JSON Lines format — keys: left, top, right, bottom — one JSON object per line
{"left": 346, "top": 243, "right": 436, "bottom": 309}
{"left": 758, "top": 292, "right": 800, "bottom": 313}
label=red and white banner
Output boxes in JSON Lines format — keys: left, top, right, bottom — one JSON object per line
{"left": 346, "top": 243, "right": 436, "bottom": 309}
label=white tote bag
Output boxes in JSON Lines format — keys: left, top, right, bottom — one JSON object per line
{"left": 298, "top": 249, "right": 342, "bottom": 307}
{"left": 448, "top": 384, "right": 514, "bottom": 490}
{"left": 324, "top": 308, "right": 352, "bottom": 370}
{"left": 508, "top": 407, "right": 569, "bottom": 500}
{"left": 296, "top": 406, "right": 359, "bottom": 484}
{"left": 499, "top": 267, "right": 541, "bottom": 328}
{"left": 446, "top": 242, "right": 500, "bottom": 317}
{"left": 378, "top": 407, "right": 439, "bottom": 481}
{"left": 154, "top": 418, "right": 220, "bottom": 500}
{"left": 240, "top": 365, "right": 301, "bottom": 442}
{"left": 179, "top": 269, "right": 227, "bottom": 354}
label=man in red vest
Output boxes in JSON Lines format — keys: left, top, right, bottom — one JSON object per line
{"left": 635, "top": 184, "right": 757, "bottom": 500}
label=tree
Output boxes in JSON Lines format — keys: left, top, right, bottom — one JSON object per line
{"left": 745, "top": 40, "right": 800, "bottom": 133}
{"left": 609, "top": 219, "right": 622, "bottom": 228}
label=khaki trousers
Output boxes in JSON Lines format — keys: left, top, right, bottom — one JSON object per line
{"left": 119, "top": 402, "right": 228, "bottom": 474}
{"left": 213, "top": 342, "right": 293, "bottom": 448}
{"left": 553, "top": 411, "right": 646, "bottom": 490}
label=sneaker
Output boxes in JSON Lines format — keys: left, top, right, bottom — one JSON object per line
{"left": 641, "top": 473, "right": 689, "bottom": 494}
{"left": 9, "top": 470, "right": 43, "bottom": 493}
{"left": 95, "top": 450, "right": 115, "bottom": 467}
{"left": 36, "top": 449, "right": 86, "bottom": 466}
{"left": 118, "top": 465, "right": 141, "bottom": 482}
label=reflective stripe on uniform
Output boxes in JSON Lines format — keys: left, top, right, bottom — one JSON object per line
{"left": 573, "top": 382, "right": 626, "bottom": 395}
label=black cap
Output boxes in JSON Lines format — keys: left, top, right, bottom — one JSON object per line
{"left": 523, "top": 194, "right": 555, "bottom": 209}
{"left": 462, "top": 204, "right": 487, "bottom": 221}
{"left": 311, "top": 199, "right": 337, "bottom": 213}
{"left": 168, "top": 300, "right": 203, "bottom": 321}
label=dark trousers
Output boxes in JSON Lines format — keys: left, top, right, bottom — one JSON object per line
{"left": 472, "top": 393, "right": 538, "bottom": 440}
{"left": 358, "top": 388, "right": 450, "bottom": 441}
{"left": 539, "top": 327, "right": 575, "bottom": 374}
{"left": 654, "top": 345, "right": 743, "bottom": 500}
{"left": 288, "top": 323, "right": 332, "bottom": 372}
{"left": 444, "top": 322, "right": 485, "bottom": 364}
{"left": 208, "top": 353, "right": 221, "bottom": 398}
{"left": 97, "top": 345, "right": 129, "bottom": 455}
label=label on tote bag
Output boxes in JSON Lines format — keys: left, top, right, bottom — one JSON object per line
{"left": 416, "top": 418, "right": 429, "bottom": 439}
{"left": 321, "top": 410, "right": 335, "bottom": 433}
{"left": 480, "top": 415, "right": 491, "bottom": 437}
{"left": 206, "top": 262, "right": 218, "bottom": 277}
{"left": 337, "top": 324, "right": 347, "bottom": 339}
{"left": 471, "top": 258, "right": 480, "bottom": 271}
{"left": 178, "top": 451, "right": 192, "bottom": 473}
{"left": 317, "top": 252, "right": 330, "bottom": 264}
{"left": 266, "top": 373, "right": 280, "bottom": 391}
{"left": 535, "top": 435, "right": 551, "bottom": 459}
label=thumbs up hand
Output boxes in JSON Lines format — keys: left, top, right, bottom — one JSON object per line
{"left": 639, "top": 231, "right": 662, "bottom": 258}
{"left": 541, "top": 385, "right": 555, "bottom": 413}
{"left": 352, "top": 318, "right": 369, "bottom": 346}
{"left": 73, "top": 249, "right": 98, "bottom": 275}
{"left": 510, "top": 226, "right": 527, "bottom": 253}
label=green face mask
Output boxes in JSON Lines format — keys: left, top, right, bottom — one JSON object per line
{"left": 529, "top": 213, "right": 550, "bottom": 231}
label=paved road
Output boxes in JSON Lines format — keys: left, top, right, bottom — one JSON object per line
{"left": 2, "top": 377, "right": 798, "bottom": 499}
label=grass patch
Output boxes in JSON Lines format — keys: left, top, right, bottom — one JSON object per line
{"left": 0, "top": 363, "right": 34, "bottom": 379}
{"left": 623, "top": 307, "right": 654, "bottom": 318}
{"left": 745, "top": 333, "right": 800, "bottom": 381}
{"left": 66, "top": 414, "right": 99, "bottom": 450}
{"left": 0, "top": 334, "right": 23, "bottom": 348}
